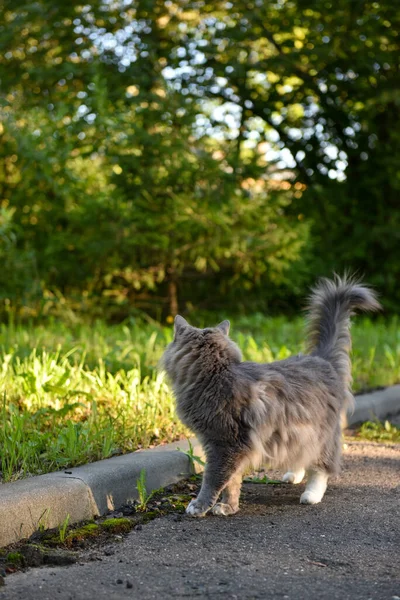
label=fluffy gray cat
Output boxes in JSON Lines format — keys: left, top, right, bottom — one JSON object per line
{"left": 161, "top": 276, "right": 380, "bottom": 517}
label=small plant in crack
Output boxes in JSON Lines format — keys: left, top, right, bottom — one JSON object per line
{"left": 136, "top": 468, "right": 158, "bottom": 511}
{"left": 58, "top": 514, "right": 70, "bottom": 543}
{"left": 177, "top": 439, "right": 205, "bottom": 474}
{"left": 37, "top": 508, "right": 51, "bottom": 533}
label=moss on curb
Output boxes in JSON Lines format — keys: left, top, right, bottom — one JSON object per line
{"left": 64, "top": 523, "right": 100, "bottom": 547}
{"left": 6, "top": 552, "right": 24, "bottom": 567}
{"left": 100, "top": 518, "right": 134, "bottom": 534}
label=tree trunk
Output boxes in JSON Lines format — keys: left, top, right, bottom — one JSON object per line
{"left": 168, "top": 279, "right": 178, "bottom": 317}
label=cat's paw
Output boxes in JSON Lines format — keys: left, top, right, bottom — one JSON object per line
{"left": 282, "top": 469, "right": 305, "bottom": 484}
{"left": 211, "top": 503, "right": 239, "bottom": 516}
{"left": 300, "top": 490, "right": 322, "bottom": 505}
{"left": 186, "top": 499, "right": 209, "bottom": 517}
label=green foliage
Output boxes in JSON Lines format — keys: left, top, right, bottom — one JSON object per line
{"left": 356, "top": 420, "right": 400, "bottom": 444}
{"left": 0, "top": 0, "right": 312, "bottom": 319}
{"left": 0, "top": 317, "right": 399, "bottom": 482}
{"left": 161, "top": 0, "right": 400, "bottom": 308}
{"left": 0, "top": 321, "right": 188, "bottom": 482}
{"left": 0, "top": 0, "right": 399, "bottom": 315}
{"left": 6, "top": 0, "right": 395, "bottom": 316}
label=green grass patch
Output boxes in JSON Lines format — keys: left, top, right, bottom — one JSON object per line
{"left": 354, "top": 420, "right": 400, "bottom": 444}
{"left": 0, "top": 316, "right": 399, "bottom": 482}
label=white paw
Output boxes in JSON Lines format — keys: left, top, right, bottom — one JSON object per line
{"left": 282, "top": 469, "right": 305, "bottom": 484}
{"left": 186, "top": 499, "right": 208, "bottom": 517}
{"left": 211, "top": 503, "right": 239, "bottom": 516}
{"left": 300, "top": 491, "right": 322, "bottom": 505}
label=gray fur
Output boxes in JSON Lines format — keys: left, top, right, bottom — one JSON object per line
{"left": 306, "top": 274, "right": 381, "bottom": 402}
{"left": 160, "top": 277, "right": 381, "bottom": 516}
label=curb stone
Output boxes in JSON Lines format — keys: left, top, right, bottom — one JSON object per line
{"left": 349, "top": 384, "right": 400, "bottom": 426}
{"left": 0, "top": 387, "right": 399, "bottom": 548}
{"left": 0, "top": 439, "right": 204, "bottom": 548}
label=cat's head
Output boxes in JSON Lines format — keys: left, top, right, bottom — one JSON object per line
{"left": 160, "top": 315, "right": 242, "bottom": 384}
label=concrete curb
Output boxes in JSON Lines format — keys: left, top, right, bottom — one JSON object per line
{"left": 349, "top": 385, "right": 400, "bottom": 426}
{"left": 0, "top": 387, "right": 399, "bottom": 548}
{"left": 0, "top": 439, "right": 204, "bottom": 548}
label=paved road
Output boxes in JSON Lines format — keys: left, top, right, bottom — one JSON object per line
{"left": 2, "top": 443, "right": 399, "bottom": 600}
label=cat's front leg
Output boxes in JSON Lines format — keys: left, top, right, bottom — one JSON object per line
{"left": 186, "top": 444, "right": 244, "bottom": 517}
{"left": 211, "top": 469, "right": 243, "bottom": 516}
{"left": 186, "top": 497, "right": 211, "bottom": 517}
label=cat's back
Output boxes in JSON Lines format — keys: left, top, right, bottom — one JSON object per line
{"left": 235, "top": 353, "right": 340, "bottom": 391}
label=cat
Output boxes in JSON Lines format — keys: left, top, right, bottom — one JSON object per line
{"left": 160, "top": 275, "right": 381, "bottom": 517}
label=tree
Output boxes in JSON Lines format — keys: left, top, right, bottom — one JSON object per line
{"left": 0, "top": 0, "right": 308, "bottom": 318}
{"left": 161, "top": 0, "right": 400, "bottom": 306}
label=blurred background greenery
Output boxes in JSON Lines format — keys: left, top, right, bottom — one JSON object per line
{"left": 1, "top": 0, "right": 399, "bottom": 322}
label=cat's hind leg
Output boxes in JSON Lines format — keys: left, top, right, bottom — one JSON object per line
{"left": 282, "top": 468, "right": 305, "bottom": 484}
{"left": 299, "top": 421, "right": 340, "bottom": 504}
{"left": 300, "top": 469, "right": 328, "bottom": 504}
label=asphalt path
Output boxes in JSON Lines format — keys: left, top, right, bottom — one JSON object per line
{"left": 1, "top": 443, "right": 399, "bottom": 600}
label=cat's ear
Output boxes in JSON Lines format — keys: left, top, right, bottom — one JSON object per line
{"left": 174, "top": 315, "right": 189, "bottom": 335}
{"left": 216, "top": 320, "right": 230, "bottom": 335}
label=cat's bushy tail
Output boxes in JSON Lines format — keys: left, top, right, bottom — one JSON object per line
{"left": 306, "top": 275, "right": 381, "bottom": 398}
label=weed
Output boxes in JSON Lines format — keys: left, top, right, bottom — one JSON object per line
{"left": 177, "top": 439, "right": 205, "bottom": 473}
{"left": 136, "top": 469, "right": 158, "bottom": 511}
{"left": 37, "top": 508, "right": 51, "bottom": 533}
{"left": 58, "top": 515, "right": 70, "bottom": 544}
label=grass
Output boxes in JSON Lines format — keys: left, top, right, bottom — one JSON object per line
{"left": 352, "top": 420, "right": 400, "bottom": 444}
{"left": 58, "top": 515, "right": 70, "bottom": 544}
{"left": 243, "top": 474, "right": 283, "bottom": 484}
{"left": 136, "top": 468, "right": 159, "bottom": 511}
{"left": 0, "top": 315, "right": 399, "bottom": 482}
{"left": 177, "top": 439, "right": 206, "bottom": 472}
